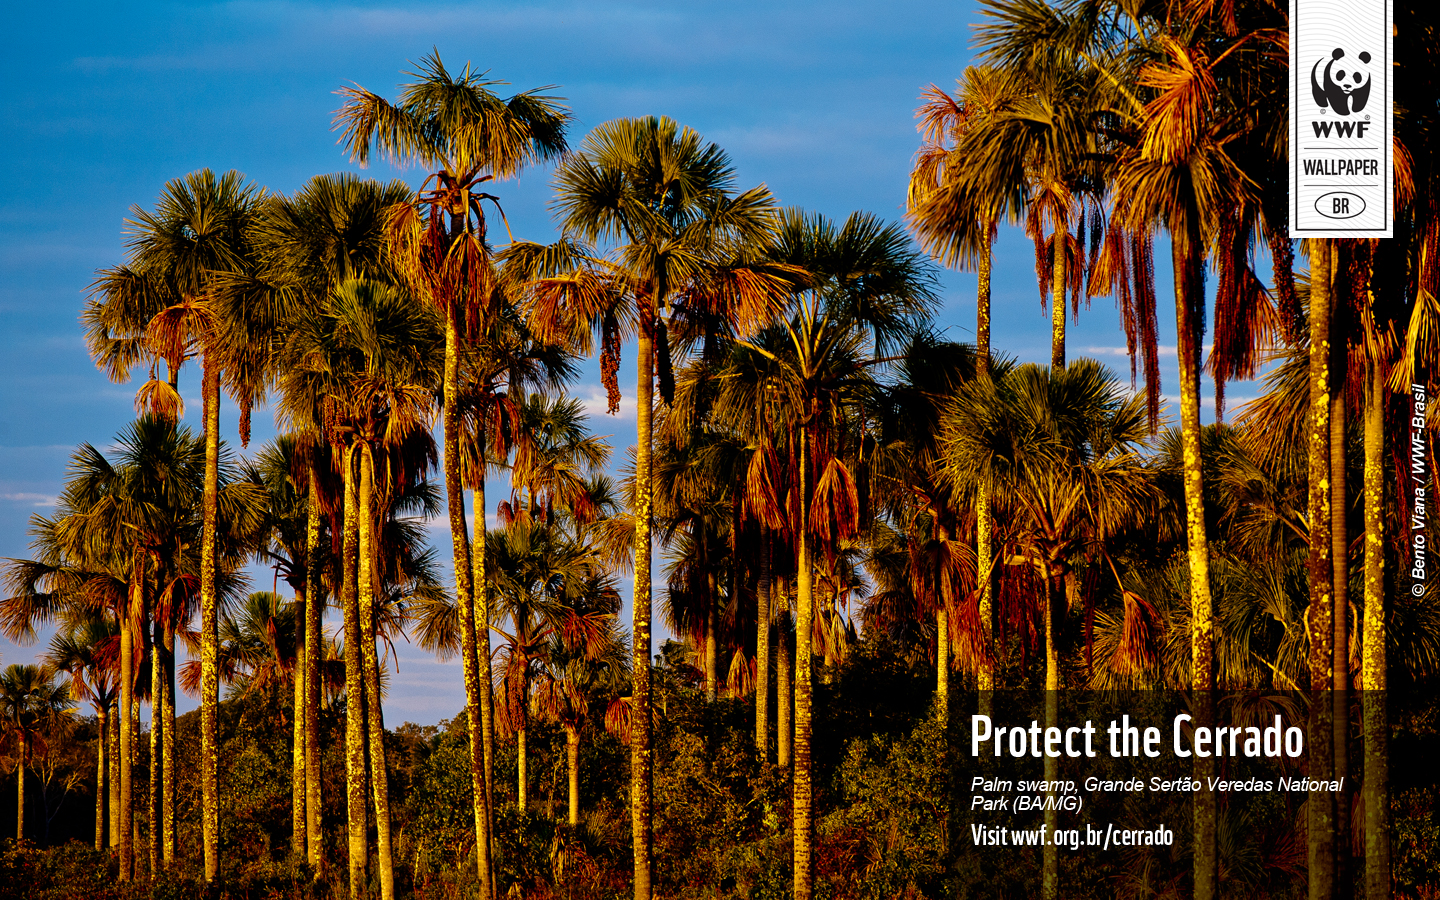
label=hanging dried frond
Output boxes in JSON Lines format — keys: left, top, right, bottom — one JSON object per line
{"left": 1113, "top": 589, "right": 1160, "bottom": 676}
{"left": 744, "top": 443, "right": 787, "bottom": 532}
{"left": 1099, "top": 221, "right": 1162, "bottom": 431}
{"left": 604, "top": 695, "right": 632, "bottom": 744}
{"left": 726, "top": 648, "right": 755, "bottom": 697}
{"left": 1034, "top": 228, "right": 1054, "bottom": 308}
{"left": 1255, "top": 212, "right": 1301, "bottom": 352}
{"left": 809, "top": 457, "right": 861, "bottom": 547}
{"left": 1210, "top": 207, "right": 1278, "bottom": 419}
{"left": 134, "top": 377, "right": 184, "bottom": 422}
{"left": 145, "top": 298, "right": 216, "bottom": 376}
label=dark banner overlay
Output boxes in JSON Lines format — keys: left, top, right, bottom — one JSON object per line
{"left": 945, "top": 690, "right": 1434, "bottom": 895}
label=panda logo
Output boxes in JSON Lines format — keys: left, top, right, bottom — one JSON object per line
{"left": 1311, "top": 48, "right": 1372, "bottom": 116}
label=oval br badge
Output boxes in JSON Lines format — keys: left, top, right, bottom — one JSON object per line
{"left": 1316, "top": 192, "right": 1365, "bottom": 220}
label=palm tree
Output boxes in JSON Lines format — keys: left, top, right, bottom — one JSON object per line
{"left": 979, "top": 1, "right": 1288, "bottom": 890}
{"left": 336, "top": 56, "right": 570, "bottom": 897}
{"left": 277, "top": 276, "right": 439, "bottom": 900}
{"left": 533, "top": 614, "right": 629, "bottom": 827}
{"left": 248, "top": 435, "right": 324, "bottom": 865}
{"left": 252, "top": 173, "right": 413, "bottom": 870}
{"left": 528, "top": 115, "right": 787, "bottom": 900}
{"left": 651, "top": 375, "right": 749, "bottom": 704}
{"left": 45, "top": 618, "right": 119, "bottom": 850}
{"left": 726, "top": 209, "right": 935, "bottom": 900}
{"left": 870, "top": 335, "right": 987, "bottom": 721}
{"left": 489, "top": 519, "right": 615, "bottom": 813}
{"left": 84, "top": 169, "right": 264, "bottom": 882}
{"left": 3, "top": 535, "right": 129, "bottom": 855}
{"left": 935, "top": 28, "right": 1103, "bottom": 372}
{"left": 44, "top": 419, "right": 195, "bottom": 879}
{"left": 907, "top": 66, "right": 1023, "bottom": 704}
{"left": 942, "top": 358, "right": 1156, "bottom": 898}
{"left": 0, "top": 665, "right": 75, "bottom": 843}
{"left": 182, "top": 592, "right": 299, "bottom": 697}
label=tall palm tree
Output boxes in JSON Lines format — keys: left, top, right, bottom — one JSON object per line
{"left": 277, "top": 277, "right": 440, "bottom": 900}
{"left": 0, "top": 665, "right": 75, "bottom": 843}
{"left": 907, "top": 65, "right": 1023, "bottom": 703}
{"left": 529, "top": 115, "right": 786, "bottom": 900}
{"left": 1361, "top": 14, "right": 1439, "bottom": 893}
{"left": 870, "top": 335, "right": 986, "bottom": 721}
{"left": 2, "top": 533, "right": 129, "bottom": 854}
{"left": 336, "top": 56, "right": 570, "bottom": 897}
{"left": 252, "top": 172, "right": 414, "bottom": 870}
{"left": 984, "top": 1, "right": 1287, "bottom": 890}
{"left": 652, "top": 378, "right": 749, "bottom": 704}
{"left": 934, "top": 32, "right": 1102, "bottom": 372}
{"left": 942, "top": 358, "right": 1156, "bottom": 899}
{"left": 248, "top": 435, "right": 323, "bottom": 865}
{"left": 533, "top": 614, "right": 629, "bottom": 827}
{"left": 84, "top": 169, "right": 264, "bottom": 882}
{"left": 727, "top": 209, "right": 936, "bottom": 900}
{"left": 39, "top": 419, "right": 204, "bottom": 879}
{"left": 44, "top": 619, "right": 119, "bottom": 850}
{"left": 489, "top": 519, "right": 615, "bottom": 812}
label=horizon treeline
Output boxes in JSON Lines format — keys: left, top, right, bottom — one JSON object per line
{"left": 2, "top": 1, "right": 1438, "bottom": 899}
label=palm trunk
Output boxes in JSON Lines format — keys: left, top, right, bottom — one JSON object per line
{"left": 977, "top": 479, "right": 995, "bottom": 716}
{"left": 978, "top": 239, "right": 995, "bottom": 715}
{"left": 793, "top": 426, "right": 815, "bottom": 900}
{"left": 1042, "top": 563, "right": 1061, "bottom": 900}
{"left": 518, "top": 725, "right": 528, "bottom": 811}
{"left": 1051, "top": 228, "right": 1067, "bottom": 370}
{"left": 109, "top": 704, "right": 120, "bottom": 850}
{"left": 305, "top": 463, "right": 325, "bottom": 874}
{"left": 161, "top": 620, "right": 175, "bottom": 866}
{"left": 729, "top": 499, "right": 742, "bottom": 701}
{"left": 1330, "top": 317, "right": 1351, "bottom": 889}
{"left": 1174, "top": 228, "right": 1217, "bottom": 900}
{"left": 936, "top": 565, "right": 950, "bottom": 722}
{"left": 632, "top": 308, "right": 656, "bottom": 900}
{"left": 445, "top": 310, "right": 494, "bottom": 900}
{"left": 469, "top": 471, "right": 497, "bottom": 900}
{"left": 977, "top": 237, "right": 993, "bottom": 373}
{"left": 15, "top": 752, "right": 23, "bottom": 843}
{"left": 340, "top": 443, "right": 368, "bottom": 900}
{"left": 130, "top": 692, "right": 140, "bottom": 857}
{"left": 705, "top": 536, "right": 718, "bottom": 703}
{"left": 358, "top": 444, "right": 395, "bottom": 900}
{"left": 1308, "top": 240, "right": 1336, "bottom": 900}
{"left": 292, "top": 592, "right": 307, "bottom": 864}
{"left": 119, "top": 553, "right": 140, "bottom": 880}
{"left": 199, "top": 355, "right": 221, "bottom": 883}
{"left": 778, "top": 610, "right": 792, "bottom": 768}
{"left": 1361, "top": 353, "right": 1389, "bottom": 900}
{"left": 566, "top": 725, "right": 581, "bottom": 828}
{"left": 756, "top": 529, "right": 772, "bottom": 761}
{"left": 95, "top": 709, "right": 107, "bottom": 850}
{"left": 147, "top": 611, "right": 159, "bottom": 878}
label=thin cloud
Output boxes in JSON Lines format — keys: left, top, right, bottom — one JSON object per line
{"left": 1, "top": 492, "right": 57, "bottom": 507}
{"left": 1084, "top": 345, "right": 1178, "bottom": 358}
{"left": 576, "top": 384, "right": 638, "bottom": 425}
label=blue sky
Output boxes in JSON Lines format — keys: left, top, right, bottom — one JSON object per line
{"left": 1, "top": 1, "right": 1243, "bottom": 724}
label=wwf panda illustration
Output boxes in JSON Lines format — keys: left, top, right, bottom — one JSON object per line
{"left": 1311, "top": 48, "right": 1372, "bottom": 116}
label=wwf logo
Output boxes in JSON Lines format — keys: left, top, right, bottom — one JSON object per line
{"left": 1311, "top": 48, "right": 1372, "bottom": 116}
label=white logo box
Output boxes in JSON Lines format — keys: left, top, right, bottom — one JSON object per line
{"left": 1289, "top": 0, "right": 1393, "bottom": 238}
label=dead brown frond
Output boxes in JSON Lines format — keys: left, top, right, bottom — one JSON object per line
{"left": 134, "top": 377, "right": 184, "bottom": 422}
